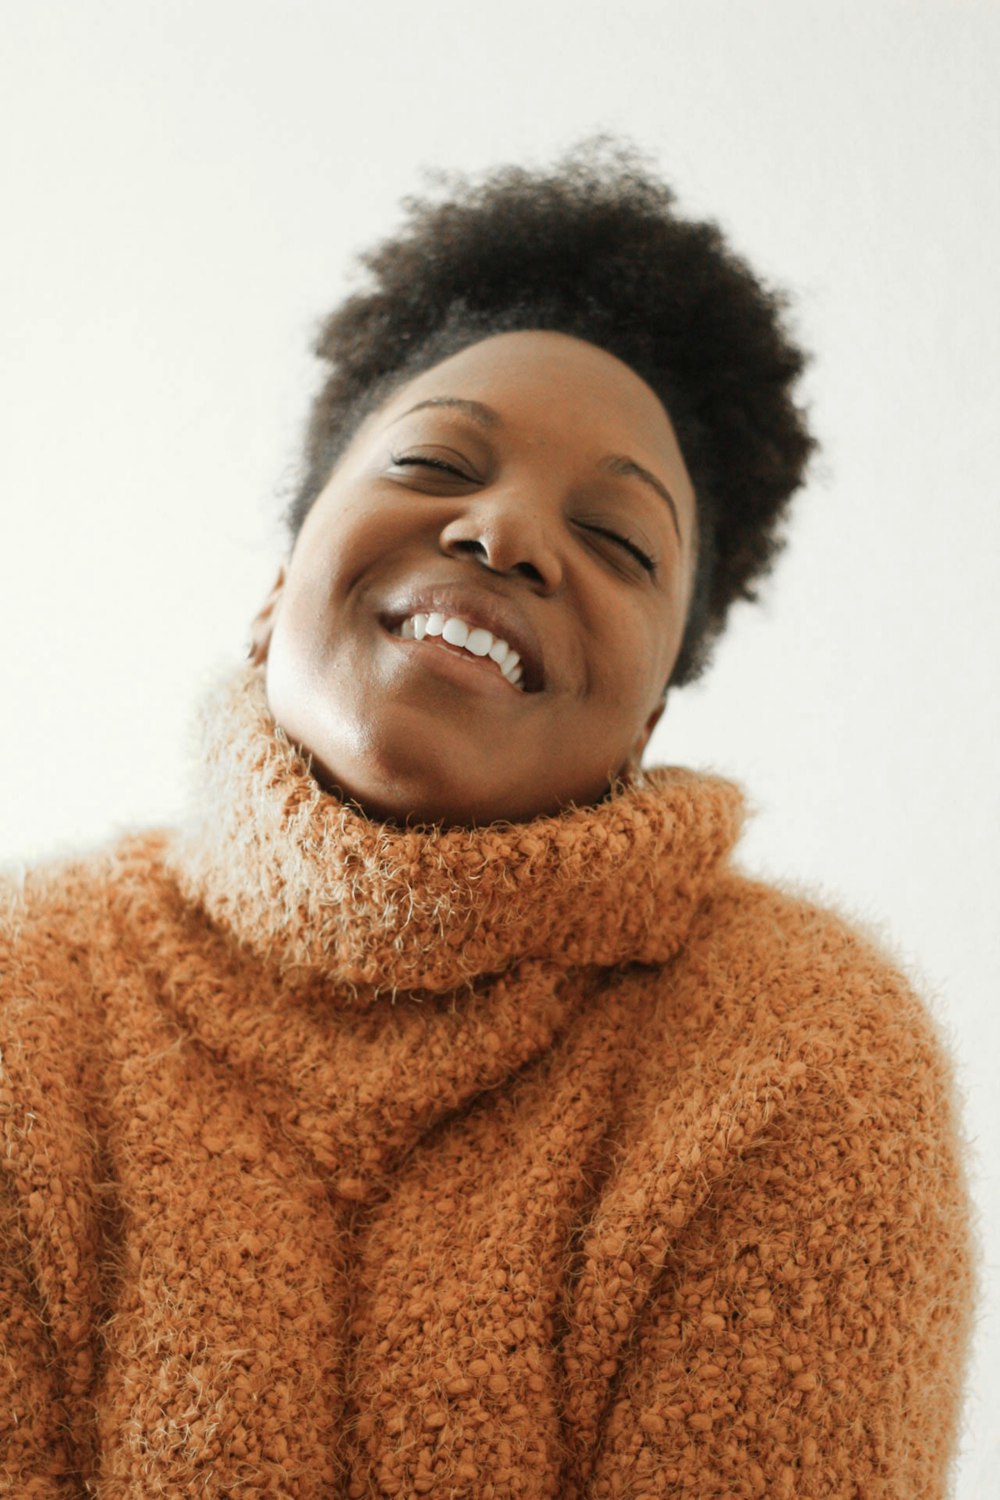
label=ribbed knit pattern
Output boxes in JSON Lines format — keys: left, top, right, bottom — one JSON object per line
{"left": 0, "top": 666, "right": 975, "bottom": 1498}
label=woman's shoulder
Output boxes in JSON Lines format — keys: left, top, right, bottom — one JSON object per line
{"left": 3, "top": 824, "right": 173, "bottom": 911}
{"left": 620, "top": 865, "right": 973, "bottom": 1265}
{"left": 1, "top": 828, "right": 176, "bottom": 1009}
{"left": 1, "top": 830, "right": 184, "bottom": 1175}
{"left": 673, "top": 863, "right": 964, "bottom": 1104}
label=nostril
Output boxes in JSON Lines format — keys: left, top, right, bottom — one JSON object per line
{"left": 447, "top": 539, "right": 544, "bottom": 585}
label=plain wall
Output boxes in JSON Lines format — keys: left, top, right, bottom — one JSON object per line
{"left": 2, "top": 2, "right": 997, "bottom": 1491}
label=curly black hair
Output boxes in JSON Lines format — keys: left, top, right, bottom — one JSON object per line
{"left": 285, "top": 138, "right": 816, "bottom": 686}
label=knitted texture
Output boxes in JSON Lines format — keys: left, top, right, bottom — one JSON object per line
{"left": 0, "top": 667, "right": 975, "bottom": 1498}
{"left": 167, "top": 667, "right": 745, "bottom": 992}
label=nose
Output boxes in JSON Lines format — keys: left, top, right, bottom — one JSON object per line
{"left": 438, "top": 493, "right": 564, "bottom": 594}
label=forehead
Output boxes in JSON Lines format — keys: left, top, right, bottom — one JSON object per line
{"left": 380, "top": 329, "right": 681, "bottom": 450}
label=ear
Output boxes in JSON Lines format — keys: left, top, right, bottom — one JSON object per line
{"left": 622, "top": 694, "right": 667, "bottom": 778}
{"left": 246, "top": 564, "right": 287, "bottom": 666}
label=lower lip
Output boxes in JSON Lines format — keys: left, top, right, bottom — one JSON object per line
{"left": 383, "top": 628, "right": 529, "bottom": 699}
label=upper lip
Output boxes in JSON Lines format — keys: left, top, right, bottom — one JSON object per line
{"left": 380, "top": 582, "right": 547, "bottom": 692}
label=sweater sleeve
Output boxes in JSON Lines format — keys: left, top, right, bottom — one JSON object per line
{"left": 0, "top": 1177, "right": 86, "bottom": 1495}
{"left": 1, "top": 868, "right": 100, "bottom": 1496}
{"left": 584, "top": 953, "right": 976, "bottom": 1498}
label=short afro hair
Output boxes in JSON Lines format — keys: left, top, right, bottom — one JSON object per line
{"left": 285, "top": 138, "right": 816, "bottom": 686}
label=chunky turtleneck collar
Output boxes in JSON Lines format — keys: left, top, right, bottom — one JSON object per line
{"left": 165, "top": 665, "right": 745, "bottom": 994}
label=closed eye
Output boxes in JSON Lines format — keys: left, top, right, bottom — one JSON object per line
{"left": 584, "top": 525, "right": 656, "bottom": 574}
{"left": 390, "top": 454, "right": 470, "bottom": 479}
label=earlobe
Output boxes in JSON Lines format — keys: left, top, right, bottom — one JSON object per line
{"left": 246, "top": 564, "right": 287, "bottom": 665}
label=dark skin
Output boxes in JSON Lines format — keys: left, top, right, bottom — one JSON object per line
{"left": 249, "top": 330, "right": 698, "bottom": 826}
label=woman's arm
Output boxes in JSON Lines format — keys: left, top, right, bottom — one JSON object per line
{"left": 0, "top": 1177, "right": 87, "bottom": 1496}
{"left": 584, "top": 987, "right": 976, "bottom": 1497}
{"left": 1, "top": 867, "right": 104, "bottom": 1496}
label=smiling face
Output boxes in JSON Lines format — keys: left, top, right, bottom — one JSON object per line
{"left": 251, "top": 330, "right": 698, "bottom": 826}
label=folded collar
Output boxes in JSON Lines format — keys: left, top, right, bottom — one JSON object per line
{"left": 165, "top": 665, "right": 745, "bottom": 995}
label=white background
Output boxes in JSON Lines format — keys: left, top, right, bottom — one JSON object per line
{"left": 1, "top": 2, "right": 997, "bottom": 1491}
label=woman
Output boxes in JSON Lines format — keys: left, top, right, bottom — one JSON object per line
{"left": 1, "top": 144, "right": 974, "bottom": 1496}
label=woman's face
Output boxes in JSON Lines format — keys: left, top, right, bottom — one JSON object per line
{"left": 253, "top": 330, "right": 698, "bottom": 825}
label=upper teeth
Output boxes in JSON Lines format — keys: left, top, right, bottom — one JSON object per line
{"left": 397, "top": 612, "right": 524, "bottom": 687}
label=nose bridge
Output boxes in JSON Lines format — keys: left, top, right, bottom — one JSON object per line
{"left": 441, "top": 481, "right": 563, "bottom": 589}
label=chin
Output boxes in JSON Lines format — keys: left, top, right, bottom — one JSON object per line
{"left": 268, "top": 677, "right": 615, "bottom": 826}
{"left": 294, "top": 735, "right": 492, "bottom": 827}
{"left": 319, "top": 753, "right": 566, "bottom": 827}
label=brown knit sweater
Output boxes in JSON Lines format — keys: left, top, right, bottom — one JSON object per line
{"left": 1, "top": 666, "right": 975, "bottom": 1498}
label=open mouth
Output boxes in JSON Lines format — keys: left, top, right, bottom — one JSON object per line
{"left": 387, "top": 610, "right": 538, "bottom": 691}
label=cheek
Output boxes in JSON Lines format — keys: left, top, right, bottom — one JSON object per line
{"left": 270, "top": 576, "right": 336, "bottom": 674}
{"left": 275, "top": 511, "right": 385, "bottom": 653}
{"left": 292, "top": 490, "right": 399, "bottom": 583}
{"left": 594, "top": 611, "right": 676, "bottom": 718}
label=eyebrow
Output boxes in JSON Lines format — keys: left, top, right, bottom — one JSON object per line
{"left": 392, "top": 396, "right": 502, "bottom": 429}
{"left": 391, "top": 395, "right": 683, "bottom": 543}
